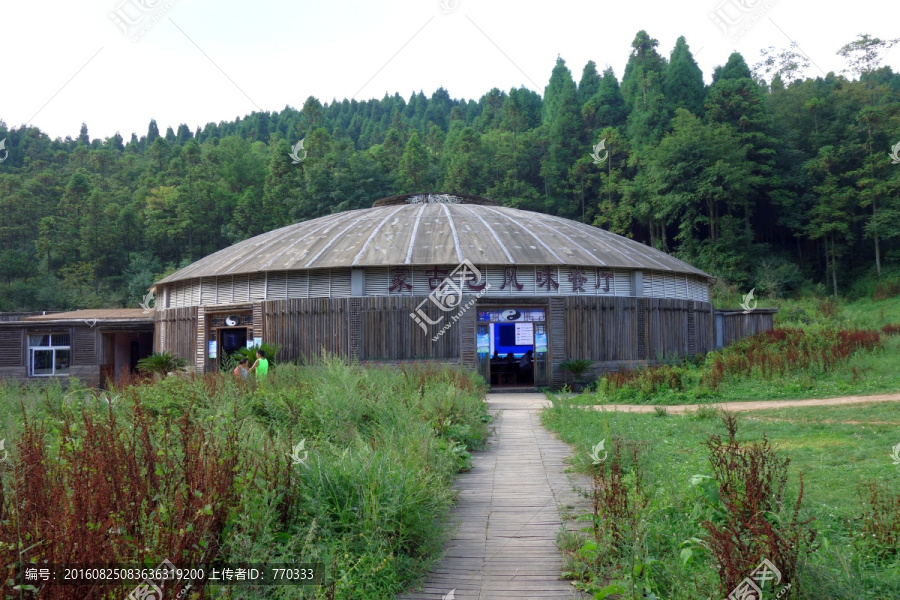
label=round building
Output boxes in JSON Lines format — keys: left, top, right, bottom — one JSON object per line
{"left": 153, "top": 193, "right": 716, "bottom": 388}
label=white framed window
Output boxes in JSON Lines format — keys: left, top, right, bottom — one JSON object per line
{"left": 28, "top": 333, "right": 71, "bottom": 376}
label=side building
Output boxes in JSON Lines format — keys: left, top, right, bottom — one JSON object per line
{"left": 0, "top": 309, "right": 154, "bottom": 387}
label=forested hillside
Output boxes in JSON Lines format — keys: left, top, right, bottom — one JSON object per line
{"left": 1, "top": 31, "right": 898, "bottom": 311}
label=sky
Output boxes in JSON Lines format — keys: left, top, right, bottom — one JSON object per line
{"left": 1, "top": 0, "right": 899, "bottom": 141}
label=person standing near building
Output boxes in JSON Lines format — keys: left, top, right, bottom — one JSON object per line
{"left": 249, "top": 349, "right": 269, "bottom": 378}
{"left": 233, "top": 357, "right": 250, "bottom": 379}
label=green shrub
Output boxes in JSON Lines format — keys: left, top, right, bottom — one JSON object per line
{"left": 560, "top": 358, "right": 594, "bottom": 382}
{"left": 136, "top": 350, "right": 188, "bottom": 374}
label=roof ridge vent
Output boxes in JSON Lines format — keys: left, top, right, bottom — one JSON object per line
{"left": 372, "top": 193, "right": 498, "bottom": 207}
{"left": 407, "top": 193, "right": 461, "bottom": 204}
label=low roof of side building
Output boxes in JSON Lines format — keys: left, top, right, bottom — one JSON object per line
{"left": 22, "top": 309, "right": 154, "bottom": 323}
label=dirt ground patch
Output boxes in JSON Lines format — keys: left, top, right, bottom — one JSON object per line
{"left": 589, "top": 392, "right": 900, "bottom": 414}
{"left": 744, "top": 416, "right": 900, "bottom": 425}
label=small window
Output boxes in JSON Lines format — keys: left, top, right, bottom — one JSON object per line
{"left": 29, "top": 333, "right": 71, "bottom": 376}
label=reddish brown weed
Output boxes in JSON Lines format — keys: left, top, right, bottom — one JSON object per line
{"left": 0, "top": 398, "right": 242, "bottom": 599}
{"left": 702, "top": 414, "right": 816, "bottom": 596}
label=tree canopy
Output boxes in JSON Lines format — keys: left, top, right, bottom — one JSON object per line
{"left": 1, "top": 32, "right": 898, "bottom": 310}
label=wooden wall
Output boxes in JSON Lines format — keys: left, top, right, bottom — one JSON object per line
{"left": 563, "top": 297, "right": 641, "bottom": 362}
{"left": 155, "top": 307, "right": 199, "bottom": 365}
{"left": 696, "top": 306, "right": 716, "bottom": 354}
{"left": 0, "top": 328, "right": 23, "bottom": 369}
{"left": 154, "top": 297, "right": 772, "bottom": 387}
{"left": 262, "top": 298, "right": 352, "bottom": 362}
{"left": 718, "top": 310, "right": 776, "bottom": 348}
{"left": 562, "top": 298, "right": 716, "bottom": 376}
{"left": 646, "top": 299, "right": 716, "bottom": 358}
{"left": 257, "top": 296, "right": 473, "bottom": 364}
{"left": 358, "top": 296, "right": 461, "bottom": 361}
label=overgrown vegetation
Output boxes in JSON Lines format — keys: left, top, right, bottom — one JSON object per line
{"left": 581, "top": 295, "right": 900, "bottom": 405}
{"left": 0, "top": 358, "right": 490, "bottom": 599}
{"left": 591, "top": 325, "right": 899, "bottom": 404}
{"left": 545, "top": 397, "right": 900, "bottom": 599}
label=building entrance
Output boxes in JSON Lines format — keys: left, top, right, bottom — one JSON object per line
{"left": 476, "top": 307, "right": 548, "bottom": 389}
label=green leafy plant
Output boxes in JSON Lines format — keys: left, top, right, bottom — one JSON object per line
{"left": 855, "top": 479, "right": 900, "bottom": 557}
{"left": 136, "top": 351, "right": 188, "bottom": 375}
{"left": 560, "top": 358, "right": 593, "bottom": 382}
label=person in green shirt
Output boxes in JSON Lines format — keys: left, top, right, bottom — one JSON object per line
{"left": 249, "top": 349, "right": 269, "bottom": 378}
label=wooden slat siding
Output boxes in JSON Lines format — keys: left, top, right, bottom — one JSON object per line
{"left": 0, "top": 329, "right": 23, "bottom": 367}
{"left": 154, "top": 307, "right": 198, "bottom": 367}
{"left": 261, "top": 298, "right": 351, "bottom": 363}
{"left": 562, "top": 299, "right": 716, "bottom": 379}
{"left": 636, "top": 298, "right": 647, "bottom": 359}
{"left": 459, "top": 306, "right": 475, "bottom": 369}
{"left": 649, "top": 298, "right": 659, "bottom": 359}
{"left": 687, "top": 301, "right": 697, "bottom": 356}
{"left": 348, "top": 298, "right": 361, "bottom": 361}
{"left": 549, "top": 297, "right": 566, "bottom": 388}
{"left": 195, "top": 307, "right": 206, "bottom": 373}
{"left": 698, "top": 302, "right": 710, "bottom": 353}
{"left": 252, "top": 302, "right": 264, "bottom": 341}
{"left": 73, "top": 327, "right": 97, "bottom": 365}
{"left": 652, "top": 298, "right": 690, "bottom": 359}
{"left": 359, "top": 296, "right": 460, "bottom": 361}
{"left": 720, "top": 310, "right": 775, "bottom": 347}
{"left": 563, "top": 297, "right": 639, "bottom": 363}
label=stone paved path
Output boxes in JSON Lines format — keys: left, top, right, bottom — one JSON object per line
{"left": 398, "top": 393, "right": 589, "bottom": 600}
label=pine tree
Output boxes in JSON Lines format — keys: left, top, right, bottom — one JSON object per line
{"left": 541, "top": 57, "right": 583, "bottom": 216}
{"left": 646, "top": 109, "right": 760, "bottom": 280}
{"left": 712, "top": 52, "right": 752, "bottom": 83}
{"left": 583, "top": 67, "right": 627, "bottom": 134}
{"left": 55, "top": 170, "right": 93, "bottom": 263}
{"left": 426, "top": 88, "right": 453, "bottom": 131}
{"left": 441, "top": 126, "right": 484, "bottom": 194}
{"left": 398, "top": 132, "right": 430, "bottom": 192}
{"left": 620, "top": 31, "right": 670, "bottom": 146}
{"left": 577, "top": 60, "right": 601, "bottom": 104}
{"left": 146, "top": 119, "right": 160, "bottom": 144}
{"left": 664, "top": 36, "right": 706, "bottom": 116}
{"left": 837, "top": 34, "right": 900, "bottom": 277}
{"left": 705, "top": 52, "right": 776, "bottom": 239}
{"left": 176, "top": 124, "right": 193, "bottom": 145}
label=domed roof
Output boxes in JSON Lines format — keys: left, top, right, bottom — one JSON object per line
{"left": 157, "top": 194, "right": 710, "bottom": 284}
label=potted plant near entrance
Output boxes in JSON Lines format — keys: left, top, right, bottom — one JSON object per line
{"left": 559, "top": 358, "right": 593, "bottom": 392}
{"left": 137, "top": 351, "right": 189, "bottom": 380}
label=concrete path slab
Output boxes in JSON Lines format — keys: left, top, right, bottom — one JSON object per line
{"left": 398, "top": 393, "right": 589, "bottom": 600}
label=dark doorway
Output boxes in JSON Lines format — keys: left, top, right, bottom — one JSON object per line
{"left": 219, "top": 328, "right": 248, "bottom": 365}
{"left": 130, "top": 340, "right": 140, "bottom": 373}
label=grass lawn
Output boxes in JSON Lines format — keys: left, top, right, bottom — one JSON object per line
{"left": 543, "top": 395, "right": 900, "bottom": 599}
